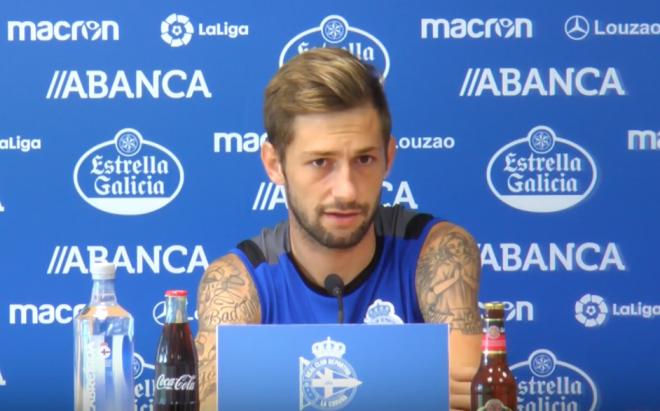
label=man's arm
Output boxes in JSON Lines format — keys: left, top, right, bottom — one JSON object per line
{"left": 415, "top": 222, "right": 482, "bottom": 411}
{"left": 195, "top": 253, "right": 261, "bottom": 411}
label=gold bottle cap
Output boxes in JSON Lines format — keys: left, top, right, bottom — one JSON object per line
{"left": 484, "top": 302, "right": 505, "bottom": 310}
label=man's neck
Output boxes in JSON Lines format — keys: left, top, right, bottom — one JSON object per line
{"left": 288, "top": 220, "right": 377, "bottom": 289}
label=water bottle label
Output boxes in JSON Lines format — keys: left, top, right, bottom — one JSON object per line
{"left": 81, "top": 335, "right": 133, "bottom": 411}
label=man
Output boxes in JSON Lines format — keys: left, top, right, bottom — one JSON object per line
{"left": 196, "top": 48, "right": 481, "bottom": 411}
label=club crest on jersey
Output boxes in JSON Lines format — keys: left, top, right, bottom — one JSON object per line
{"left": 299, "top": 337, "right": 362, "bottom": 410}
{"left": 364, "top": 299, "right": 404, "bottom": 324}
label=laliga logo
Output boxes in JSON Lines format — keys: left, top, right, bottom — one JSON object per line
{"left": 161, "top": 13, "right": 194, "bottom": 47}
{"left": 575, "top": 294, "right": 608, "bottom": 327}
{"left": 511, "top": 349, "right": 599, "bottom": 411}
{"left": 487, "top": 126, "right": 597, "bottom": 213}
{"left": 300, "top": 337, "right": 362, "bottom": 410}
{"left": 74, "top": 128, "right": 184, "bottom": 216}
{"left": 280, "top": 15, "right": 390, "bottom": 78}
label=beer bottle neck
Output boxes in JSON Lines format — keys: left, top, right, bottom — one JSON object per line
{"left": 165, "top": 296, "right": 188, "bottom": 324}
{"left": 90, "top": 279, "right": 117, "bottom": 305}
{"left": 481, "top": 318, "right": 507, "bottom": 357}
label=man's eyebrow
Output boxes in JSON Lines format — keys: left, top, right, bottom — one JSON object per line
{"left": 300, "top": 146, "right": 380, "bottom": 157}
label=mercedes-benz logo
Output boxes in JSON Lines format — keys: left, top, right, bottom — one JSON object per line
{"left": 153, "top": 300, "right": 167, "bottom": 325}
{"left": 565, "top": 15, "right": 590, "bottom": 41}
{"left": 152, "top": 300, "right": 198, "bottom": 325}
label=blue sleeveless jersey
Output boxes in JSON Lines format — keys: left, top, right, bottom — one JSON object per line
{"left": 231, "top": 205, "right": 442, "bottom": 324}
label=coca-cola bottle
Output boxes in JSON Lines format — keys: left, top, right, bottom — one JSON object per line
{"left": 155, "top": 290, "right": 199, "bottom": 411}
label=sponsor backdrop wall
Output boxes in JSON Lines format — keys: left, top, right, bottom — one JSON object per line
{"left": 1, "top": 1, "right": 658, "bottom": 410}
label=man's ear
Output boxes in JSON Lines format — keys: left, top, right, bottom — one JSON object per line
{"left": 385, "top": 135, "right": 396, "bottom": 177}
{"left": 261, "top": 141, "right": 285, "bottom": 185}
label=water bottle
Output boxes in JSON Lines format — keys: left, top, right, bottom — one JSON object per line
{"left": 74, "top": 262, "right": 135, "bottom": 411}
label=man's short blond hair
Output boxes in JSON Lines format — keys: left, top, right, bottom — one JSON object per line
{"left": 264, "top": 48, "right": 391, "bottom": 160}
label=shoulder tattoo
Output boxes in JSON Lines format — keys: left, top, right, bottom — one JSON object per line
{"left": 415, "top": 225, "right": 481, "bottom": 334}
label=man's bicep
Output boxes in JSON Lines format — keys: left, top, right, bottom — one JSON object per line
{"left": 415, "top": 223, "right": 481, "bottom": 335}
{"left": 197, "top": 253, "right": 261, "bottom": 330}
{"left": 195, "top": 253, "right": 261, "bottom": 411}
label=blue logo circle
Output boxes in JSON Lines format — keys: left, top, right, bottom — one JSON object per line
{"left": 321, "top": 16, "right": 349, "bottom": 44}
{"left": 529, "top": 350, "right": 556, "bottom": 377}
{"left": 132, "top": 353, "right": 144, "bottom": 379}
{"left": 528, "top": 126, "right": 555, "bottom": 154}
{"left": 115, "top": 129, "right": 142, "bottom": 156}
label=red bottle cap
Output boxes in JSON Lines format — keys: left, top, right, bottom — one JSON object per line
{"left": 165, "top": 290, "right": 188, "bottom": 297}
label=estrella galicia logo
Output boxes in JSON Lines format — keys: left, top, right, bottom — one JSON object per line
{"left": 487, "top": 126, "right": 597, "bottom": 213}
{"left": 280, "top": 15, "right": 390, "bottom": 78}
{"left": 133, "top": 352, "right": 156, "bottom": 408}
{"left": 363, "top": 299, "right": 403, "bottom": 324}
{"left": 161, "top": 13, "right": 194, "bottom": 47}
{"left": 575, "top": 294, "right": 609, "bottom": 327}
{"left": 132, "top": 352, "right": 154, "bottom": 380}
{"left": 512, "top": 349, "right": 599, "bottom": 410}
{"left": 74, "top": 128, "right": 184, "bottom": 216}
{"left": 299, "top": 337, "right": 362, "bottom": 410}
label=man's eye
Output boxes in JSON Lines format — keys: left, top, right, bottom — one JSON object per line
{"left": 311, "top": 159, "right": 327, "bottom": 168}
{"left": 357, "top": 155, "right": 374, "bottom": 165}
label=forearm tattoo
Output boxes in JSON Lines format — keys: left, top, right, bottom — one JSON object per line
{"left": 416, "top": 225, "right": 481, "bottom": 334}
{"left": 195, "top": 254, "right": 260, "bottom": 406}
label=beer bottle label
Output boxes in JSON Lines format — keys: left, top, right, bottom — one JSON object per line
{"left": 476, "top": 398, "right": 513, "bottom": 411}
{"left": 481, "top": 324, "right": 506, "bottom": 352}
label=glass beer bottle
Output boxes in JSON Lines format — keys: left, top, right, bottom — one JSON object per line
{"left": 471, "top": 302, "right": 517, "bottom": 411}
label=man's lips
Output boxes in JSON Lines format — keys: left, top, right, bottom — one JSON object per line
{"left": 322, "top": 210, "right": 362, "bottom": 225}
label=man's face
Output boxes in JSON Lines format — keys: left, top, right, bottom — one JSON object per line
{"left": 281, "top": 105, "right": 391, "bottom": 249}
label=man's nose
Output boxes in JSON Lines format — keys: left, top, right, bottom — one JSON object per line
{"left": 331, "top": 163, "right": 358, "bottom": 203}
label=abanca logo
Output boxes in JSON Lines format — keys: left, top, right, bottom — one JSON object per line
{"left": 73, "top": 128, "right": 184, "bottom": 215}
{"left": 511, "top": 349, "right": 599, "bottom": 411}
{"left": 487, "top": 126, "right": 597, "bottom": 213}
{"left": 280, "top": 15, "right": 390, "bottom": 78}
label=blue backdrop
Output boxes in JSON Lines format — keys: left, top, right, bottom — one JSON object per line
{"left": 1, "top": 1, "right": 658, "bottom": 410}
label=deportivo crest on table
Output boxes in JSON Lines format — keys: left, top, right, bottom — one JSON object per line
{"left": 299, "top": 337, "right": 362, "bottom": 411}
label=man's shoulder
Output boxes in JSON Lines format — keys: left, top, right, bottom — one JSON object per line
{"left": 418, "top": 220, "right": 479, "bottom": 261}
{"left": 204, "top": 253, "right": 250, "bottom": 279}
{"left": 375, "top": 205, "right": 438, "bottom": 240}
{"left": 234, "top": 219, "right": 290, "bottom": 267}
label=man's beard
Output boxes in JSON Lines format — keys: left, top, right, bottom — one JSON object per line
{"left": 286, "top": 185, "right": 379, "bottom": 249}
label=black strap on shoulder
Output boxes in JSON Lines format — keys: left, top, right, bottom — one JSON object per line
{"left": 237, "top": 239, "right": 266, "bottom": 267}
{"left": 404, "top": 213, "right": 434, "bottom": 239}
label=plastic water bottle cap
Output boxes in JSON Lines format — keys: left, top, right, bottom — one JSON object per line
{"left": 90, "top": 262, "right": 116, "bottom": 280}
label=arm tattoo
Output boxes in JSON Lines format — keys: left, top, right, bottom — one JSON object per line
{"left": 195, "top": 254, "right": 260, "bottom": 407}
{"left": 415, "top": 224, "right": 481, "bottom": 334}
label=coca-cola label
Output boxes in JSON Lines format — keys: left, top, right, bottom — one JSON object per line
{"left": 156, "top": 373, "right": 196, "bottom": 391}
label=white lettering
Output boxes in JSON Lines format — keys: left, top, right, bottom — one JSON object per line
{"left": 8, "top": 20, "right": 119, "bottom": 42}
{"left": 50, "top": 70, "right": 211, "bottom": 99}
{"left": 421, "top": 17, "right": 533, "bottom": 39}
{"left": 463, "top": 67, "right": 626, "bottom": 97}
{"left": 9, "top": 303, "right": 86, "bottom": 325}
{"left": 479, "top": 242, "right": 626, "bottom": 272}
